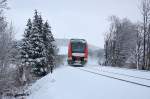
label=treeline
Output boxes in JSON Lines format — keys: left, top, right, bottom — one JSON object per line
{"left": 0, "top": 0, "right": 18, "bottom": 96}
{"left": 0, "top": 0, "right": 57, "bottom": 97}
{"left": 104, "top": 0, "right": 150, "bottom": 70}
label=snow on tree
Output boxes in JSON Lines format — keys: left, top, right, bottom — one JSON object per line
{"left": 140, "top": 0, "right": 150, "bottom": 70}
{"left": 29, "top": 10, "right": 47, "bottom": 76}
{"left": 127, "top": 23, "right": 143, "bottom": 69}
{"left": 18, "top": 18, "right": 32, "bottom": 85}
{"left": 43, "top": 21, "right": 56, "bottom": 73}
{"left": 0, "top": 0, "right": 21, "bottom": 96}
{"left": 104, "top": 0, "right": 150, "bottom": 70}
{"left": 20, "top": 10, "right": 56, "bottom": 77}
{"left": 104, "top": 16, "right": 137, "bottom": 68}
{"left": 0, "top": 0, "right": 12, "bottom": 79}
{"left": 21, "top": 18, "right": 32, "bottom": 65}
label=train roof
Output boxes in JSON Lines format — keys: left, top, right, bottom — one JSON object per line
{"left": 70, "top": 39, "right": 87, "bottom": 43}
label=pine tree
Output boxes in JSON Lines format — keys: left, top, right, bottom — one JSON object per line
{"left": 43, "top": 21, "right": 55, "bottom": 73}
{"left": 19, "top": 18, "right": 32, "bottom": 84}
{"left": 21, "top": 18, "right": 32, "bottom": 66}
{"left": 29, "top": 10, "right": 46, "bottom": 76}
{"left": 20, "top": 10, "right": 56, "bottom": 77}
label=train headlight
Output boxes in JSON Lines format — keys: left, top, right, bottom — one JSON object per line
{"left": 84, "top": 58, "right": 87, "bottom": 61}
{"left": 68, "top": 57, "right": 72, "bottom": 60}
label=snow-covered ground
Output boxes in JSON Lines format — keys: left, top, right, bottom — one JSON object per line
{"left": 27, "top": 45, "right": 150, "bottom": 99}
{"left": 27, "top": 62, "right": 150, "bottom": 99}
{"left": 86, "top": 57, "right": 99, "bottom": 66}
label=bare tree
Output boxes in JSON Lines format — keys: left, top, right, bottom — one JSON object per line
{"left": 104, "top": 16, "right": 138, "bottom": 68}
{"left": 147, "top": 23, "right": 150, "bottom": 70}
{"left": 140, "top": 0, "right": 150, "bottom": 69}
{"left": 128, "top": 23, "right": 143, "bottom": 69}
{"left": 0, "top": 0, "right": 18, "bottom": 97}
{"left": 135, "top": 24, "right": 143, "bottom": 69}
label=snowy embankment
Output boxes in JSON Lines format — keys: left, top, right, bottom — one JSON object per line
{"left": 27, "top": 64, "right": 150, "bottom": 99}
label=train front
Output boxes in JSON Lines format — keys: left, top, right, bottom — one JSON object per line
{"left": 67, "top": 39, "right": 88, "bottom": 66}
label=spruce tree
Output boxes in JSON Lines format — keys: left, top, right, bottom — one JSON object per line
{"left": 29, "top": 10, "right": 46, "bottom": 76}
{"left": 18, "top": 18, "right": 33, "bottom": 84}
{"left": 43, "top": 21, "right": 55, "bottom": 73}
{"left": 21, "top": 18, "right": 32, "bottom": 66}
{"left": 21, "top": 10, "right": 56, "bottom": 77}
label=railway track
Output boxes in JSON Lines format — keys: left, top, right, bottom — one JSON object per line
{"left": 87, "top": 67, "right": 150, "bottom": 81}
{"left": 74, "top": 67, "right": 150, "bottom": 88}
{"left": 101, "top": 70, "right": 150, "bottom": 80}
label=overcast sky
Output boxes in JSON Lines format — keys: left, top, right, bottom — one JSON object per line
{"left": 6, "top": 0, "right": 141, "bottom": 48}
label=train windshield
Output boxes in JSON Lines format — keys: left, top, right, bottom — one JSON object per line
{"left": 71, "top": 41, "right": 86, "bottom": 53}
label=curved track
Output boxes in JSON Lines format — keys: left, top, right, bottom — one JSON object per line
{"left": 101, "top": 70, "right": 150, "bottom": 80}
{"left": 87, "top": 67, "right": 150, "bottom": 81}
{"left": 74, "top": 67, "right": 150, "bottom": 88}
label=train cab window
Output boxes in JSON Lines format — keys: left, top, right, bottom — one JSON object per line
{"left": 71, "top": 42, "right": 86, "bottom": 53}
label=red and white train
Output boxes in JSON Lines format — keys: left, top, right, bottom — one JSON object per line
{"left": 67, "top": 39, "right": 88, "bottom": 66}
